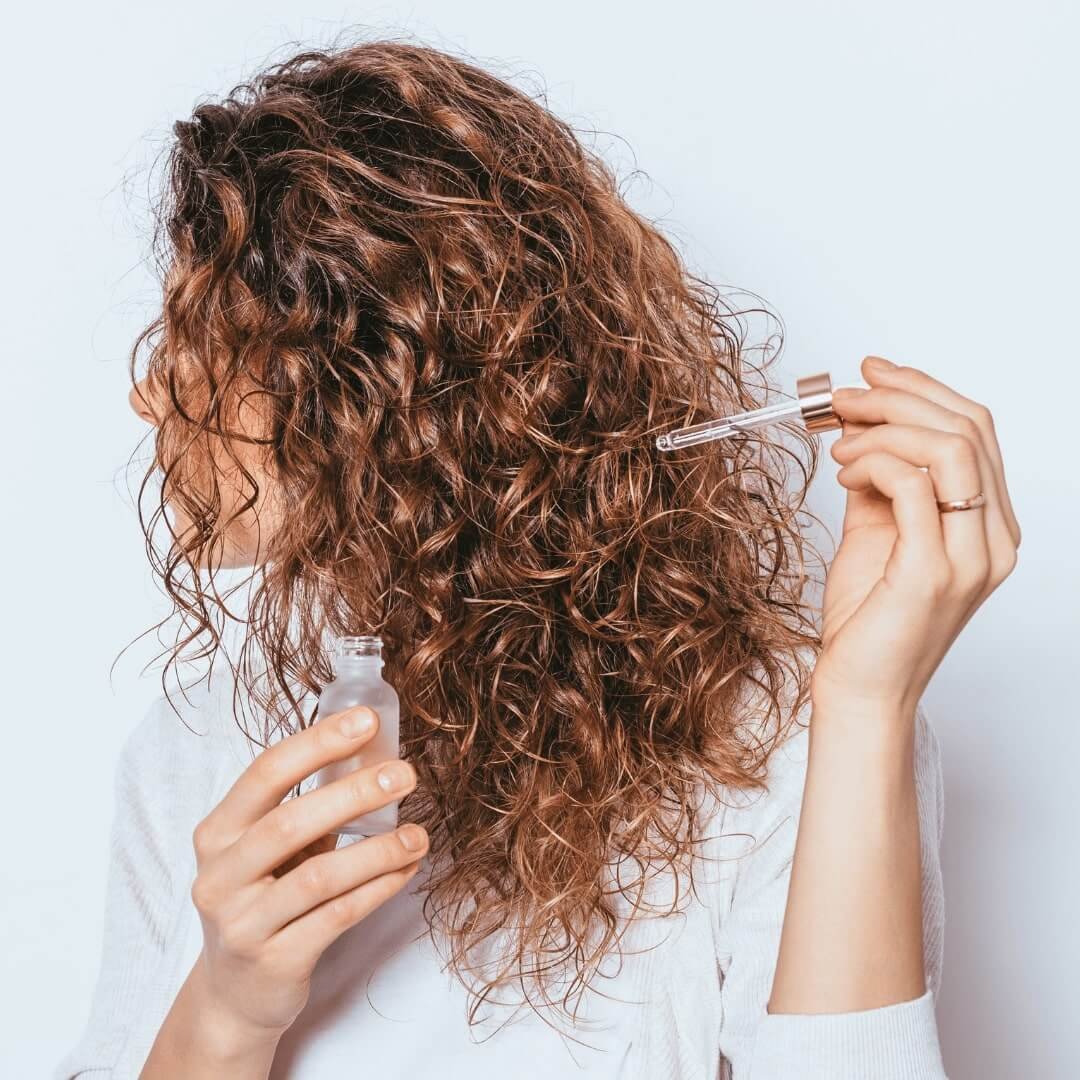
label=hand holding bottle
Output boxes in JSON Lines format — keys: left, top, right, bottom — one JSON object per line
{"left": 142, "top": 705, "right": 426, "bottom": 1073}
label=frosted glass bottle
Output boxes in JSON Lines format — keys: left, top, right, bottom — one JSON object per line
{"left": 313, "top": 635, "right": 401, "bottom": 837}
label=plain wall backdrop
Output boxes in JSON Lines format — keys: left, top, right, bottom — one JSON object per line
{"left": 3, "top": 3, "right": 1077, "bottom": 1076}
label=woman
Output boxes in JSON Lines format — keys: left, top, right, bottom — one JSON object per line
{"left": 56, "top": 38, "right": 1019, "bottom": 1079}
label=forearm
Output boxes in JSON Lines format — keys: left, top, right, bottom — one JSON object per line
{"left": 140, "top": 955, "right": 282, "bottom": 1079}
{"left": 768, "top": 699, "right": 925, "bottom": 1014}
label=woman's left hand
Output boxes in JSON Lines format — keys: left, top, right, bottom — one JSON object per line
{"left": 811, "top": 354, "right": 1022, "bottom": 716}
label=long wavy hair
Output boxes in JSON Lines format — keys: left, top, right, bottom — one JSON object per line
{"left": 128, "top": 35, "right": 825, "bottom": 1029}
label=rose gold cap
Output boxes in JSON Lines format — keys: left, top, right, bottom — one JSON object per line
{"left": 795, "top": 372, "right": 843, "bottom": 434}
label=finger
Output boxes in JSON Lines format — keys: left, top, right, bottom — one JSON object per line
{"left": 832, "top": 424, "right": 990, "bottom": 598}
{"left": 842, "top": 356, "right": 1020, "bottom": 547}
{"left": 243, "top": 825, "right": 429, "bottom": 941}
{"left": 271, "top": 859, "right": 422, "bottom": 968}
{"left": 834, "top": 451, "right": 948, "bottom": 584}
{"left": 194, "top": 705, "right": 381, "bottom": 856}
{"left": 858, "top": 356, "right": 1020, "bottom": 546}
{"left": 830, "top": 381, "right": 1015, "bottom": 572}
{"left": 216, "top": 757, "right": 417, "bottom": 888}
{"left": 839, "top": 419, "right": 874, "bottom": 439}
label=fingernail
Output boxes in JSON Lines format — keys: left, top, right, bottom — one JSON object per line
{"left": 398, "top": 825, "right": 426, "bottom": 851}
{"left": 377, "top": 761, "right": 412, "bottom": 792}
{"left": 865, "top": 355, "right": 895, "bottom": 369}
{"left": 341, "top": 708, "right": 375, "bottom": 737}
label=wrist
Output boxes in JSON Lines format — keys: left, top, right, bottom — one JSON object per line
{"left": 807, "top": 695, "right": 917, "bottom": 780}
{"left": 186, "top": 960, "right": 285, "bottom": 1065}
{"left": 193, "top": 1002, "right": 283, "bottom": 1068}
{"left": 809, "top": 689, "right": 916, "bottom": 736}
{"left": 810, "top": 658, "right": 925, "bottom": 725}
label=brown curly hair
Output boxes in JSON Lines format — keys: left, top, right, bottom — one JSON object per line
{"left": 128, "top": 34, "right": 825, "bottom": 1030}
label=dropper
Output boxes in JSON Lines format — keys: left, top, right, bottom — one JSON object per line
{"left": 655, "top": 371, "right": 843, "bottom": 451}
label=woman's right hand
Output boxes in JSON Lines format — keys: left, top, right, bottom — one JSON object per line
{"left": 186, "top": 704, "right": 427, "bottom": 1044}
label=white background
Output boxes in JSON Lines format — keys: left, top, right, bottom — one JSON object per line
{"left": 3, "top": 3, "right": 1077, "bottom": 1076}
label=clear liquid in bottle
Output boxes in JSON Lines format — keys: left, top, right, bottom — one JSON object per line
{"left": 313, "top": 634, "right": 401, "bottom": 838}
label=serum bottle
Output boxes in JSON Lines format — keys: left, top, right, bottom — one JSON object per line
{"left": 313, "top": 634, "right": 401, "bottom": 837}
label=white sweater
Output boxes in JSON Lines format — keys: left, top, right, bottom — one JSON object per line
{"left": 55, "top": 669, "right": 949, "bottom": 1079}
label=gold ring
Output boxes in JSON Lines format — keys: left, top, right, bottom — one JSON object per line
{"left": 937, "top": 492, "right": 986, "bottom": 513}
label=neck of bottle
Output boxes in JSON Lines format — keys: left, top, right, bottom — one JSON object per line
{"left": 331, "top": 634, "right": 384, "bottom": 677}
{"left": 334, "top": 656, "right": 383, "bottom": 677}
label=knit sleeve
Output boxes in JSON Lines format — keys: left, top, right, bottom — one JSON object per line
{"left": 52, "top": 695, "right": 206, "bottom": 1079}
{"left": 714, "top": 703, "right": 948, "bottom": 1080}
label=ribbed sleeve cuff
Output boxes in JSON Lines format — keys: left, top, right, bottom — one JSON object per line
{"left": 749, "top": 989, "right": 948, "bottom": 1080}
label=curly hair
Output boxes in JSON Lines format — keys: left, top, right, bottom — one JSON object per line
{"left": 128, "top": 34, "right": 826, "bottom": 1031}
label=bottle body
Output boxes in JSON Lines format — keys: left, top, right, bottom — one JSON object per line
{"left": 313, "top": 636, "right": 400, "bottom": 837}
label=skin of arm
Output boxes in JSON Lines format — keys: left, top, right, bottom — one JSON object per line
{"left": 141, "top": 954, "right": 282, "bottom": 1078}
{"left": 769, "top": 355, "right": 1020, "bottom": 1014}
{"left": 769, "top": 700, "right": 924, "bottom": 1012}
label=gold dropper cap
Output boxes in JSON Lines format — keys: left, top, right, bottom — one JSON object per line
{"left": 796, "top": 372, "right": 843, "bottom": 434}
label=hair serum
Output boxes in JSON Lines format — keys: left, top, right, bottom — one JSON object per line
{"left": 313, "top": 635, "right": 401, "bottom": 837}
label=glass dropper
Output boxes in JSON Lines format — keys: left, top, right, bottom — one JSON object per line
{"left": 655, "top": 371, "right": 843, "bottom": 452}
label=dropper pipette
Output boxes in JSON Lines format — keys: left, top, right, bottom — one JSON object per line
{"left": 655, "top": 371, "right": 843, "bottom": 452}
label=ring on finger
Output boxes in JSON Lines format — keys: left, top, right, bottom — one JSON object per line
{"left": 937, "top": 492, "right": 986, "bottom": 513}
